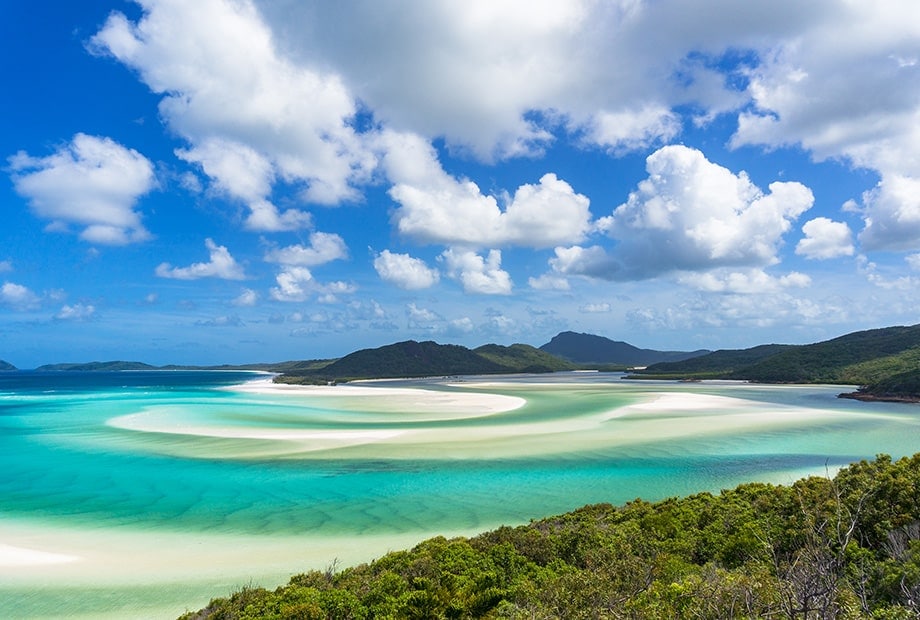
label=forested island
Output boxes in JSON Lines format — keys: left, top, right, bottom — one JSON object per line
{"left": 631, "top": 324, "right": 920, "bottom": 402}
{"left": 272, "top": 325, "right": 920, "bottom": 402}
{"left": 181, "top": 453, "right": 920, "bottom": 619}
{"left": 274, "top": 341, "right": 578, "bottom": 384}
{"left": 16, "top": 323, "right": 920, "bottom": 400}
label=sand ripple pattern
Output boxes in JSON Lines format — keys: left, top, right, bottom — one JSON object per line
{"left": 102, "top": 376, "right": 869, "bottom": 461}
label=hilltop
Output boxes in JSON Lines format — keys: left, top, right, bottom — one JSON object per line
{"left": 277, "top": 340, "right": 575, "bottom": 383}
{"left": 0, "top": 360, "right": 16, "bottom": 371}
{"left": 635, "top": 324, "right": 920, "bottom": 401}
{"left": 35, "top": 361, "right": 159, "bottom": 371}
{"left": 540, "top": 331, "right": 709, "bottom": 366}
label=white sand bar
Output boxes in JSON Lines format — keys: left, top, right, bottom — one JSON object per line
{"left": 229, "top": 377, "right": 526, "bottom": 414}
{"left": 0, "top": 543, "right": 78, "bottom": 567}
{"left": 99, "top": 378, "right": 860, "bottom": 461}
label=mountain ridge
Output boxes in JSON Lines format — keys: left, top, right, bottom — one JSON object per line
{"left": 540, "top": 331, "right": 710, "bottom": 366}
{"left": 14, "top": 324, "right": 920, "bottom": 400}
{"left": 278, "top": 340, "right": 574, "bottom": 383}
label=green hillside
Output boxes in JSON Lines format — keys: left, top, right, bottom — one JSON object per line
{"left": 474, "top": 343, "right": 576, "bottom": 373}
{"left": 736, "top": 324, "right": 920, "bottom": 383}
{"left": 328, "top": 340, "right": 506, "bottom": 378}
{"left": 181, "top": 453, "right": 920, "bottom": 619}
{"left": 833, "top": 346, "right": 920, "bottom": 385}
{"left": 842, "top": 368, "right": 920, "bottom": 402}
{"left": 641, "top": 343, "right": 792, "bottom": 377}
{"left": 280, "top": 340, "right": 504, "bottom": 382}
{"left": 637, "top": 324, "right": 920, "bottom": 401}
{"left": 277, "top": 340, "right": 576, "bottom": 383}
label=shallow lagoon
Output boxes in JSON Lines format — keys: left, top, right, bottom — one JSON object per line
{"left": 2, "top": 370, "right": 919, "bottom": 618}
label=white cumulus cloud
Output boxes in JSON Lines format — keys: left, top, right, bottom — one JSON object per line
{"left": 379, "top": 131, "right": 592, "bottom": 249}
{"left": 796, "top": 217, "right": 855, "bottom": 259}
{"left": 596, "top": 145, "right": 814, "bottom": 279}
{"left": 264, "top": 232, "right": 349, "bottom": 266}
{"left": 585, "top": 106, "right": 681, "bottom": 154}
{"left": 857, "top": 175, "right": 920, "bottom": 251}
{"left": 155, "top": 239, "right": 246, "bottom": 280}
{"left": 728, "top": 1, "right": 920, "bottom": 252}
{"left": 257, "top": 0, "right": 765, "bottom": 159}
{"left": 55, "top": 303, "right": 96, "bottom": 321}
{"left": 270, "top": 266, "right": 355, "bottom": 302}
{"left": 678, "top": 269, "right": 811, "bottom": 294}
{"left": 233, "top": 288, "right": 258, "bottom": 307}
{"left": 176, "top": 139, "right": 312, "bottom": 231}
{"left": 91, "top": 0, "right": 374, "bottom": 222}
{"left": 373, "top": 250, "right": 440, "bottom": 290}
{"left": 440, "top": 248, "right": 512, "bottom": 295}
{"left": 1, "top": 282, "right": 41, "bottom": 311}
{"left": 547, "top": 245, "right": 617, "bottom": 280}
{"left": 270, "top": 267, "right": 314, "bottom": 302}
{"left": 8, "top": 134, "right": 155, "bottom": 245}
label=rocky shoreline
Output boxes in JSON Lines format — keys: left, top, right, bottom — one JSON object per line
{"left": 838, "top": 391, "right": 920, "bottom": 404}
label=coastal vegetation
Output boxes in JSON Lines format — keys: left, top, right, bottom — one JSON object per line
{"left": 635, "top": 324, "right": 920, "bottom": 401}
{"left": 472, "top": 343, "right": 576, "bottom": 373}
{"left": 181, "top": 452, "right": 920, "bottom": 619}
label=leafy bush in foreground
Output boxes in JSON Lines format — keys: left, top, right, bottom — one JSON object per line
{"left": 180, "top": 453, "right": 920, "bottom": 619}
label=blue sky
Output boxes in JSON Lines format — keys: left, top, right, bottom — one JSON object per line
{"left": 2, "top": 0, "right": 920, "bottom": 368}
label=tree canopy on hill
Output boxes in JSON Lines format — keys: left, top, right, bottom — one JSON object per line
{"left": 737, "top": 325, "right": 920, "bottom": 384}
{"left": 643, "top": 343, "right": 792, "bottom": 377}
{"left": 473, "top": 344, "right": 576, "bottom": 373}
{"left": 320, "top": 340, "right": 506, "bottom": 379}
{"left": 637, "top": 324, "right": 920, "bottom": 401}
{"left": 277, "top": 341, "right": 575, "bottom": 383}
{"left": 182, "top": 453, "right": 920, "bottom": 619}
{"left": 843, "top": 369, "right": 920, "bottom": 402}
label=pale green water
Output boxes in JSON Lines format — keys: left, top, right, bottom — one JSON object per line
{"left": 1, "top": 371, "right": 918, "bottom": 618}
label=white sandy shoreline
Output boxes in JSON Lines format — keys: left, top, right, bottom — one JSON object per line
{"left": 225, "top": 376, "right": 527, "bottom": 412}
{"left": 0, "top": 543, "right": 78, "bottom": 567}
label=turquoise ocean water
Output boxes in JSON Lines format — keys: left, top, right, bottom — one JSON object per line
{"left": 1, "top": 370, "right": 918, "bottom": 618}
